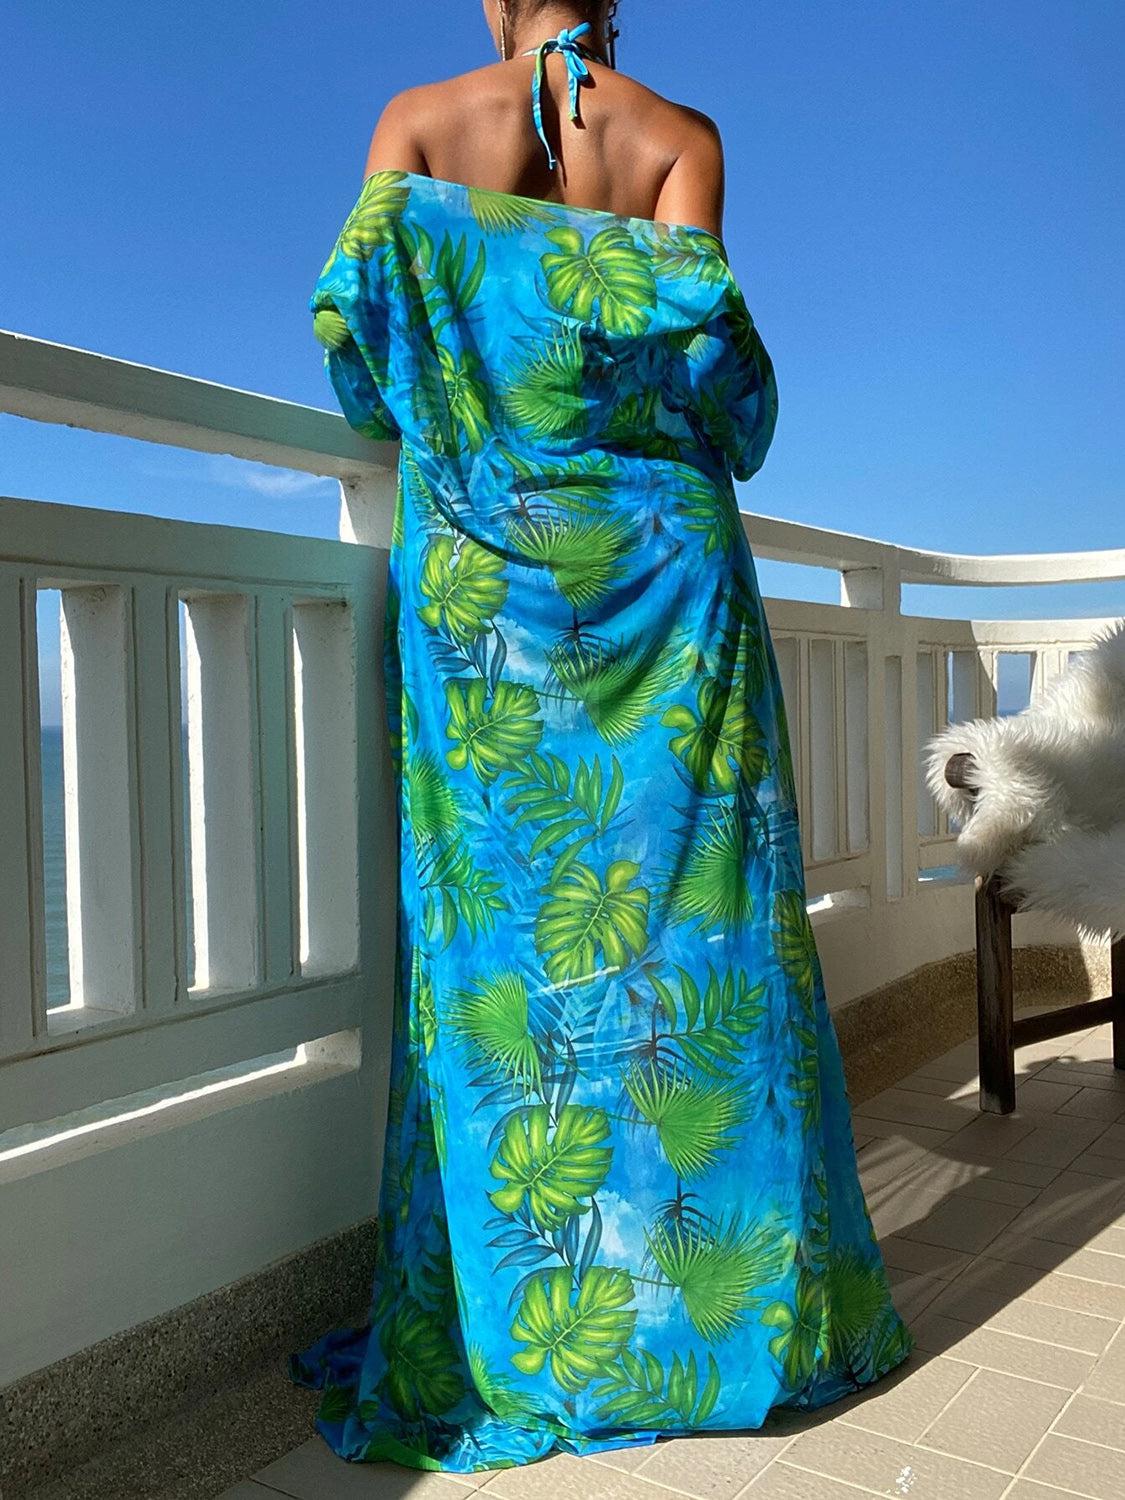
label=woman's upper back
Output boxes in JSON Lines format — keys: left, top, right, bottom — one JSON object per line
{"left": 365, "top": 39, "right": 726, "bottom": 237}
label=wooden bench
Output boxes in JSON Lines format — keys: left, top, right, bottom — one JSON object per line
{"left": 945, "top": 751, "right": 1125, "bottom": 1113}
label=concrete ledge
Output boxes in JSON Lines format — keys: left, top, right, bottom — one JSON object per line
{"left": 0, "top": 1220, "right": 376, "bottom": 1497}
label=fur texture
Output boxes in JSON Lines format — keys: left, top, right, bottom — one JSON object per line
{"left": 923, "top": 619, "right": 1125, "bottom": 939}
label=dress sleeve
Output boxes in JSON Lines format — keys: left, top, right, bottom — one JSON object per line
{"left": 680, "top": 277, "right": 779, "bottom": 482}
{"left": 309, "top": 201, "right": 402, "bottom": 443}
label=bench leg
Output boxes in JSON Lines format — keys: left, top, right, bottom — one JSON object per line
{"left": 1113, "top": 937, "right": 1125, "bottom": 1071}
{"left": 977, "top": 874, "right": 1016, "bottom": 1113}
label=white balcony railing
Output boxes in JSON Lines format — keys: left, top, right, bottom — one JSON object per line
{"left": 0, "top": 327, "right": 1121, "bottom": 1389}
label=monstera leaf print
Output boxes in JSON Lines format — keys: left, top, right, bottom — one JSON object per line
{"left": 665, "top": 801, "right": 756, "bottom": 932}
{"left": 419, "top": 535, "right": 509, "bottom": 644}
{"left": 446, "top": 970, "right": 542, "bottom": 1093}
{"left": 645, "top": 1213, "right": 795, "bottom": 1344}
{"left": 662, "top": 676, "right": 770, "bottom": 793}
{"left": 648, "top": 225, "right": 730, "bottom": 284}
{"left": 541, "top": 224, "right": 657, "bottom": 336}
{"left": 507, "top": 512, "right": 636, "bottom": 610}
{"left": 622, "top": 1060, "right": 747, "bottom": 1178}
{"left": 534, "top": 859, "right": 650, "bottom": 984}
{"left": 647, "top": 963, "right": 767, "bottom": 1077}
{"left": 445, "top": 678, "right": 543, "bottom": 784}
{"left": 376, "top": 1294, "right": 466, "bottom": 1419}
{"left": 334, "top": 169, "right": 411, "bottom": 262}
{"left": 510, "top": 1265, "right": 637, "bottom": 1393}
{"left": 772, "top": 890, "right": 819, "bottom": 1012}
{"left": 592, "top": 1347, "right": 722, "bottom": 1427}
{"left": 547, "top": 632, "right": 694, "bottom": 747}
{"left": 488, "top": 1104, "right": 613, "bottom": 1230}
{"left": 761, "top": 1266, "right": 826, "bottom": 1390}
{"left": 501, "top": 325, "right": 590, "bottom": 440}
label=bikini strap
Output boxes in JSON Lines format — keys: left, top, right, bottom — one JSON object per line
{"left": 521, "top": 22, "right": 595, "bottom": 171}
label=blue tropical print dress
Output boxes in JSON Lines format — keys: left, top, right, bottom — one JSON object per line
{"left": 289, "top": 168, "right": 914, "bottom": 1474}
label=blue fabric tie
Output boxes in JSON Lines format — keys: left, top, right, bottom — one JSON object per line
{"left": 522, "top": 22, "right": 594, "bottom": 171}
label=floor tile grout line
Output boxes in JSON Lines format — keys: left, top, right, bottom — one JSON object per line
{"left": 909, "top": 1361, "right": 983, "bottom": 1447}
{"left": 997, "top": 1386, "right": 1085, "bottom": 1500}
{"left": 731, "top": 1457, "right": 891, "bottom": 1499}
{"left": 976, "top": 1250, "right": 1125, "bottom": 1292}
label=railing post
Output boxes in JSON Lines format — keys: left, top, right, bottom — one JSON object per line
{"left": 338, "top": 468, "right": 398, "bottom": 551}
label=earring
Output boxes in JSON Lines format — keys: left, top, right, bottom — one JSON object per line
{"left": 605, "top": 2, "right": 620, "bottom": 68}
{"left": 499, "top": 4, "right": 510, "bottom": 61}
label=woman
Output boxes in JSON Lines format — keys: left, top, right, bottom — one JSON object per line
{"left": 290, "top": 0, "right": 914, "bottom": 1474}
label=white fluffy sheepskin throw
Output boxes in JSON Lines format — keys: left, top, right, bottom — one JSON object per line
{"left": 924, "top": 619, "right": 1125, "bottom": 940}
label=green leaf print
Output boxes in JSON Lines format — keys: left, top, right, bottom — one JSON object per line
{"left": 466, "top": 1343, "right": 548, "bottom": 1423}
{"left": 547, "top": 632, "right": 694, "bottom": 747}
{"left": 592, "top": 1347, "right": 722, "bottom": 1427}
{"left": 507, "top": 512, "right": 636, "bottom": 610}
{"left": 761, "top": 1267, "right": 826, "bottom": 1390}
{"left": 498, "top": 447, "right": 618, "bottom": 514}
{"left": 406, "top": 751, "right": 461, "bottom": 845}
{"left": 446, "top": 970, "right": 543, "bottom": 1093}
{"left": 603, "top": 388, "right": 686, "bottom": 460}
{"left": 534, "top": 859, "right": 650, "bottom": 985}
{"left": 541, "top": 224, "right": 657, "bottom": 336}
{"left": 649, "top": 226, "right": 730, "bottom": 284}
{"left": 312, "top": 306, "right": 350, "bottom": 352}
{"left": 662, "top": 676, "right": 769, "bottom": 793}
{"left": 422, "top": 837, "right": 508, "bottom": 948}
{"left": 672, "top": 468, "right": 743, "bottom": 559}
{"left": 418, "top": 535, "right": 509, "bottom": 644}
{"left": 509, "top": 1265, "right": 637, "bottom": 1393}
{"left": 665, "top": 802, "right": 756, "bottom": 932}
{"left": 645, "top": 1213, "right": 795, "bottom": 1344}
{"left": 772, "top": 890, "right": 819, "bottom": 1012}
{"left": 788, "top": 1021, "right": 822, "bottom": 1133}
{"left": 445, "top": 677, "right": 543, "bottom": 784}
{"left": 648, "top": 963, "right": 767, "bottom": 1076}
{"left": 501, "top": 325, "right": 589, "bottom": 440}
{"left": 502, "top": 751, "right": 624, "bottom": 880}
{"left": 377, "top": 1294, "right": 466, "bottom": 1419}
{"left": 436, "top": 344, "right": 491, "bottom": 452}
{"left": 821, "top": 1248, "right": 895, "bottom": 1373}
{"left": 335, "top": 169, "right": 411, "bottom": 262}
{"left": 622, "top": 1061, "right": 747, "bottom": 1178}
{"left": 467, "top": 186, "right": 555, "bottom": 235}
{"left": 316, "top": 1384, "right": 353, "bottom": 1424}
{"left": 488, "top": 1104, "right": 613, "bottom": 1230}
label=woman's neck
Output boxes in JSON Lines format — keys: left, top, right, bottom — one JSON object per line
{"left": 508, "top": 6, "right": 608, "bottom": 63}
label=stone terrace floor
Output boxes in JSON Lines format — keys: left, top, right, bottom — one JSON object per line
{"left": 218, "top": 1009, "right": 1125, "bottom": 1500}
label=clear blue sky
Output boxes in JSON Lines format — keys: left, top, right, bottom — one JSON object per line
{"left": 3, "top": 0, "right": 1122, "bottom": 633}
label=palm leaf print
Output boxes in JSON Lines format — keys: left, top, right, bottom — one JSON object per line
{"left": 760, "top": 1267, "right": 826, "bottom": 1390}
{"left": 534, "top": 859, "right": 650, "bottom": 985}
{"left": 546, "top": 632, "right": 693, "bottom": 746}
{"left": 399, "top": 224, "right": 487, "bottom": 334}
{"left": 509, "top": 1265, "right": 637, "bottom": 1393}
{"left": 603, "top": 388, "right": 686, "bottom": 460}
{"left": 649, "top": 226, "right": 730, "bottom": 284}
{"left": 592, "top": 1347, "right": 722, "bottom": 1427}
{"left": 421, "top": 837, "right": 508, "bottom": 948}
{"left": 662, "top": 676, "right": 770, "bottom": 793}
{"left": 502, "top": 751, "right": 625, "bottom": 880}
{"left": 376, "top": 1294, "right": 466, "bottom": 1419}
{"left": 507, "top": 512, "right": 636, "bottom": 610}
{"left": 666, "top": 802, "right": 756, "bottom": 932}
{"left": 444, "top": 678, "right": 543, "bottom": 784}
{"left": 335, "top": 170, "right": 411, "bottom": 262}
{"left": 406, "top": 750, "right": 461, "bottom": 844}
{"left": 446, "top": 970, "right": 543, "bottom": 1093}
{"left": 312, "top": 305, "right": 350, "bottom": 351}
{"left": 467, "top": 186, "right": 555, "bottom": 235}
{"left": 499, "top": 447, "right": 618, "bottom": 514}
{"left": 419, "top": 535, "right": 508, "bottom": 644}
{"left": 501, "top": 325, "right": 589, "bottom": 440}
{"left": 772, "top": 890, "right": 819, "bottom": 1012}
{"left": 466, "top": 1343, "right": 545, "bottom": 1422}
{"left": 647, "top": 963, "right": 768, "bottom": 1076}
{"left": 488, "top": 1104, "right": 613, "bottom": 1230}
{"left": 644, "top": 1213, "right": 795, "bottom": 1343}
{"left": 788, "top": 1021, "right": 822, "bottom": 1132}
{"left": 541, "top": 224, "right": 657, "bottom": 336}
{"left": 821, "top": 1249, "right": 896, "bottom": 1372}
{"left": 622, "top": 1061, "right": 747, "bottom": 1178}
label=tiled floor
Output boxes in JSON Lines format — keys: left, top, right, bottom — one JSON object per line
{"left": 218, "top": 1015, "right": 1125, "bottom": 1500}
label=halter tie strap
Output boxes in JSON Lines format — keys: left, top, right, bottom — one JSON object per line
{"left": 522, "top": 22, "right": 595, "bottom": 171}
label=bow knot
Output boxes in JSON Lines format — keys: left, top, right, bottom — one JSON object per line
{"left": 523, "top": 20, "right": 594, "bottom": 170}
